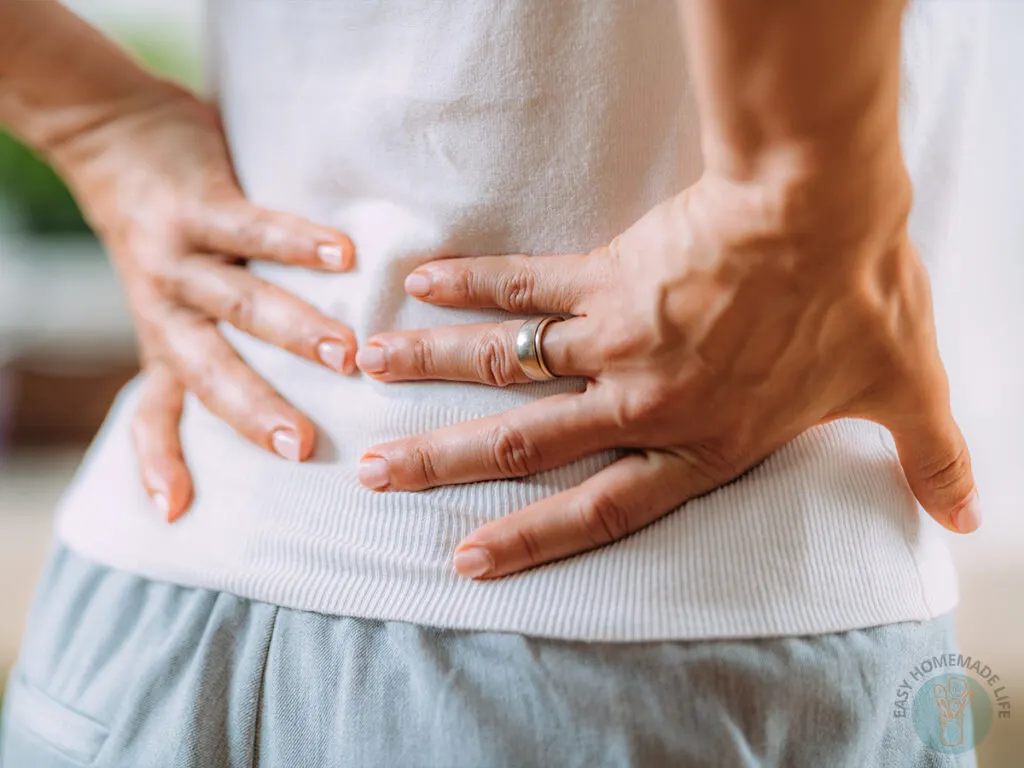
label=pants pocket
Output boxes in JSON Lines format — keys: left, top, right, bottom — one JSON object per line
{"left": 1, "top": 669, "right": 109, "bottom": 767}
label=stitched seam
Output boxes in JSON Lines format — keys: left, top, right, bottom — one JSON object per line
{"left": 6, "top": 671, "right": 109, "bottom": 766}
{"left": 249, "top": 605, "right": 281, "bottom": 768}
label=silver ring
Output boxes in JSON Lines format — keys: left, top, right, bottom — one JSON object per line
{"left": 515, "top": 316, "right": 563, "bottom": 381}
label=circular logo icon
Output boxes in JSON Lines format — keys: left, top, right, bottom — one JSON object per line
{"left": 911, "top": 673, "right": 993, "bottom": 755}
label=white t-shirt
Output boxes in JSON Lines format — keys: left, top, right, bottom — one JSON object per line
{"left": 54, "top": 0, "right": 977, "bottom": 641}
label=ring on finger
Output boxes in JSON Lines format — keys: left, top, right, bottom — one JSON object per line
{"left": 515, "top": 315, "right": 564, "bottom": 381}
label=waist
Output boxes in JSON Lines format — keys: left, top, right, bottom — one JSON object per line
{"left": 54, "top": 374, "right": 959, "bottom": 640}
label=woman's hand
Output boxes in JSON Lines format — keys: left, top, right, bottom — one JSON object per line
{"left": 355, "top": 170, "right": 981, "bottom": 579}
{"left": 57, "top": 82, "right": 358, "bottom": 521}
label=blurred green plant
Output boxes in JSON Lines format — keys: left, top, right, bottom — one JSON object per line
{"left": 0, "top": 136, "right": 88, "bottom": 234}
{"left": 0, "top": 30, "right": 200, "bottom": 237}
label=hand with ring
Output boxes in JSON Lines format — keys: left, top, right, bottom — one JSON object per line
{"left": 354, "top": 172, "right": 982, "bottom": 580}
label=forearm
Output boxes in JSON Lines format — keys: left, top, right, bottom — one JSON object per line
{"left": 0, "top": 0, "right": 173, "bottom": 178}
{"left": 679, "top": 0, "right": 910, "bottom": 236}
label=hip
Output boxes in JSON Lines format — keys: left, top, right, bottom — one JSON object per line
{"left": 2, "top": 543, "right": 973, "bottom": 768}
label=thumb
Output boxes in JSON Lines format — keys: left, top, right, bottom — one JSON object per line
{"left": 888, "top": 406, "right": 981, "bottom": 534}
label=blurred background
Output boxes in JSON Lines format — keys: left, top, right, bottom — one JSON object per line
{"left": 0, "top": 1, "right": 1021, "bottom": 765}
{"left": 0, "top": 0, "right": 204, "bottom": 726}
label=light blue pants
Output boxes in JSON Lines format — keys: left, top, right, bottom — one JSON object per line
{"left": 1, "top": 544, "right": 976, "bottom": 767}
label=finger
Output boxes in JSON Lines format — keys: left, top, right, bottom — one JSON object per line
{"left": 355, "top": 316, "right": 598, "bottom": 384}
{"left": 130, "top": 364, "right": 194, "bottom": 522}
{"left": 162, "top": 308, "right": 317, "bottom": 461}
{"left": 357, "top": 391, "right": 614, "bottom": 491}
{"left": 450, "top": 449, "right": 716, "bottom": 579}
{"left": 185, "top": 197, "right": 356, "bottom": 271}
{"left": 404, "top": 252, "right": 604, "bottom": 314}
{"left": 887, "top": 404, "right": 981, "bottom": 535}
{"left": 173, "top": 255, "right": 357, "bottom": 374}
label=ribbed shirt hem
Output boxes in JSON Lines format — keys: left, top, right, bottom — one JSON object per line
{"left": 54, "top": 380, "right": 958, "bottom": 643}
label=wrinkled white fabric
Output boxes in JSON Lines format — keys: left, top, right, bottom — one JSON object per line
{"left": 55, "top": 0, "right": 977, "bottom": 641}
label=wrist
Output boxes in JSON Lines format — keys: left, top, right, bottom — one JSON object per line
{"left": 682, "top": 0, "right": 910, "bottom": 245}
{"left": 44, "top": 76, "right": 184, "bottom": 185}
{"left": 45, "top": 79, "right": 201, "bottom": 234}
{"left": 699, "top": 134, "right": 913, "bottom": 253}
{"left": 0, "top": 0, "right": 174, "bottom": 175}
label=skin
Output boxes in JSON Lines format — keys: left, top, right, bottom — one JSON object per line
{"left": 0, "top": 1, "right": 359, "bottom": 520}
{"left": 1, "top": 1, "right": 979, "bottom": 570}
{"left": 354, "top": 0, "right": 983, "bottom": 579}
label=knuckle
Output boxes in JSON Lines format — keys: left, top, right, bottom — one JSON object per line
{"left": 408, "top": 444, "right": 441, "bottom": 486}
{"left": 157, "top": 308, "right": 203, "bottom": 358}
{"left": 222, "top": 286, "right": 256, "bottom": 331}
{"left": 920, "top": 444, "right": 972, "bottom": 495}
{"left": 176, "top": 350, "right": 218, "bottom": 405}
{"left": 696, "top": 438, "right": 742, "bottom": 477}
{"left": 411, "top": 337, "right": 436, "bottom": 376}
{"left": 186, "top": 364, "right": 217, "bottom": 405}
{"left": 489, "top": 424, "right": 542, "bottom": 478}
{"left": 676, "top": 439, "right": 743, "bottom": 486}
{"left": 513, "top": 527, "right": 545, "bottom": 567}
{"left": 577, "top": 492, "right": 633, "bottom": 546}
{"left": 235, "top": 209, "right": 275, "bottom": 255}
{"left": 609, "top": 385, "right": 668, "bottom": 431}
{"left": 597, "top": 320, "right": 649, "bottom": 369}
{"left": 473, "top": 331, "right": 516, "bottom": 387}
{"left": 497, "top": 263, "right": 537, "bottom": 313}
{"left": 449, "top": 267, "right": 473, "bottom": 303}
{"left": 147, "top": 263, "right": 179, "bottom": 300}
{"left": 124, "top": 244, "right": 180, "bottom": 300}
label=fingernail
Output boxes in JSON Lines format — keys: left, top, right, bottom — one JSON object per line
{"left": 453, "top": 547, "right": 494, "bottom": 579}
{"left": 954, "top": 490, "right": 982, "bottom": 534}
{"left": 317, "top": 340, "right": 351, "bottom": 374}
{"left": 358, "top": 456, "right": 390, "bottom": 490}
{"left": 272, "top": 429, "right": 301, "bottom": 462}
{"left": 317, "top": 243, "right": 346, "bottom": 268}
{"left": 355, "top": 345, "right": 388, "bottom": 374}
{"left": 405, "top": 272, "right": 431, "bottom": 297}
{"left": 152, "top": 492, "right": 170, "bottom": 518}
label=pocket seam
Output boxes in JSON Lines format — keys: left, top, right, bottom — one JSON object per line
{"left": 6, "top": 671, "right": 109, "bottom": 766}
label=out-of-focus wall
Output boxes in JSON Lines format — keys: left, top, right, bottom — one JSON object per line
{"left": 935, "top": 5, "right": 1024, "bottom": 763}
{"left": 0, "top": 0, "right": 204, "bottom": 724}
{"left": 0, "top": 0, "right": 204, "bottom": 396}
